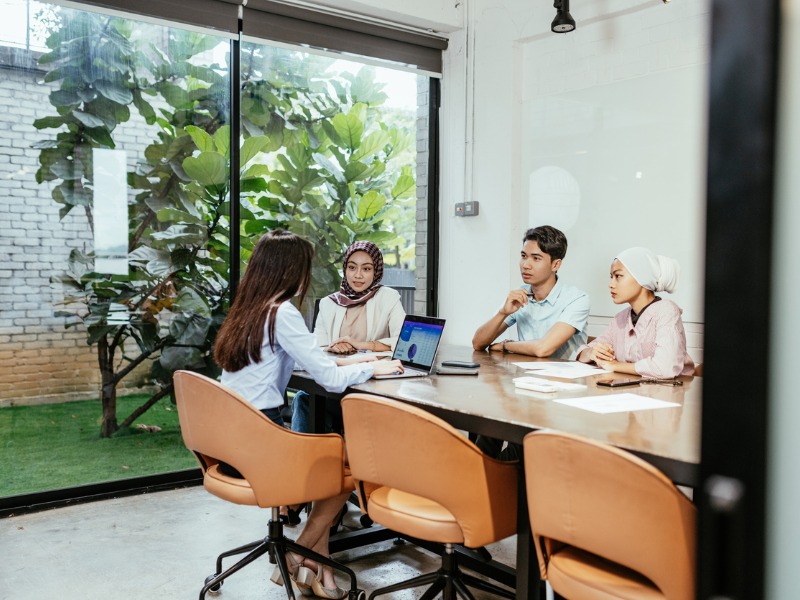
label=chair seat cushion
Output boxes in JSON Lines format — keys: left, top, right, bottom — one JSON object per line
{"left": 548, "top": 546, "right": 664, "bottom": 600}
{"left": 204, "top": 464, "right": 258, "bottom": 506}
{"left": 367, "top": 486, "right": 464, "bottom": 544}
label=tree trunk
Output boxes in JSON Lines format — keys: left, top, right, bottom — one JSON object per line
{"left": 98, "top": 336, "right": 118, "bottom": 438}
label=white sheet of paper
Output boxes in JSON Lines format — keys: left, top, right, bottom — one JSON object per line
{"left": 512, "top": 361, "right": 611, "bottom": 379}
{"left": 553, "top": 393, "right": 680, "bottom": 414}
{"left": 513, "top": 376, "right": 587, "bottom": 392}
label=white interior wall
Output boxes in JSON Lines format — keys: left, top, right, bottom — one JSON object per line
{"left": 439, "top": 0, "right": 710, "bottom": 364}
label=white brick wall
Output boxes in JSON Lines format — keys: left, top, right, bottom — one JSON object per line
{"left": 0, "top": 60, "right": 156, "bottom": 406}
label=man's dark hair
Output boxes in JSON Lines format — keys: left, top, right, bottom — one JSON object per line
{"left": 523, "top": 225, "right": 568, "bottom": 261}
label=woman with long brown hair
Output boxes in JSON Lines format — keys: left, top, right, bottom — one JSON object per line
{"left": 214, "top": 229, "right": 403, "bottom": 598}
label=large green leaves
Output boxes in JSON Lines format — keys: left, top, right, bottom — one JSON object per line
{"left": 183, "top": 152, "right": 227, "bottom": 187}
{"left": 238, "top": 55, "right": 418, "bottom": 297}
{"left": 331, "top": 103, "right": 367, "bottom": 150}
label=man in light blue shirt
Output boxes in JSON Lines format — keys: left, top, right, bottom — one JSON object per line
{"left": 472, "top": 225, "right": 590, "bottom": 460}
{"left": 472, "top": 225, "right": 590, "bottom": 360}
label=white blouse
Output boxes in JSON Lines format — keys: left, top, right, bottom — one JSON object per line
{"left": 221, "top": 301, "right": 374, "bottom": 410}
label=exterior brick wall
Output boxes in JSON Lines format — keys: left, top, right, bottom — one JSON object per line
{"left": 0, "top": 57, "right": 157, "bottom": 407}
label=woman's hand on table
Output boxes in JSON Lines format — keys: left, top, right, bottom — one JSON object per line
{"left": 326, "top": 338, "right": 358, "bottom": 354}
{"left": 371, "top": 359, "right": 404, "bottom": 377}
{"left": 590, "top": 343, "right": 615, "bottom": 363}
{"left": 595, "top": 358, "right": 616, "bottom": 372}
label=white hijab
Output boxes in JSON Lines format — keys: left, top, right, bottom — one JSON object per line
{"left": 615, "top": 247, "right": 680, "bottom": 293}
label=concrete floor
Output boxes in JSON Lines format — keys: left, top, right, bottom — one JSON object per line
{"left": 1, "top": 486, "right": 522, "bottom": 600}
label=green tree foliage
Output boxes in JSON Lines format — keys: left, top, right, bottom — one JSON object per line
{"left": 238, "top": 46, "right": 416, "bottom": 303}
{"left": 33, "top": 16, "right": 417, "bottom": 438}
{"left": 34, "top": 14, "right": 230, "bottom": 437}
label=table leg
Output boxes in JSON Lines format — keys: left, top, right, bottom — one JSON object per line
{"left": 309, "top": 392, "right": 325, "bottom": 433}
{"left": 516, "top": 464, "right": 540, "bottom": 600}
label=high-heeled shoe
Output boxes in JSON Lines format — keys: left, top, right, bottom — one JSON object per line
{"left": 279, "top": 502, "right": 308, "bottom": 527}
{"left": 288, "top": 502, "right": 308, "bottom": 526}
{"left": 308, "top": 563, "right": 347, "bottom": 600}
{"left": 269, "top": 554, "right": 315, "bottom": 596}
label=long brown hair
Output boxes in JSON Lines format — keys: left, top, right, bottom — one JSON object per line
{"left": 214, "top": 229, "right": 313, "bottom": 372}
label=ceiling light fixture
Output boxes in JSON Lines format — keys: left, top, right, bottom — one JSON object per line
{"left": 552, "top": 0, "right": 576, "bottom": 33}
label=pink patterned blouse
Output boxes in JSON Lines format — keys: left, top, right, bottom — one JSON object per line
{"left": 578, "top": 299, "right": 695, "bottom": 378}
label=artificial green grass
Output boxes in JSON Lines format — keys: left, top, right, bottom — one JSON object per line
{"left": 0, "top": 394, "right": 198, "bottom": 497}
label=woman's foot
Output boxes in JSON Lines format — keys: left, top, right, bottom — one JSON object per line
{"left": 308, "top": 563, "right": 347, "bottom": 600}
{"left": 269, "top": 553, "right": 315, "bottom": 596}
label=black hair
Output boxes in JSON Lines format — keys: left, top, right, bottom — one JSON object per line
{"left": 522, "top": 225, "right": 568, "bottom": 261}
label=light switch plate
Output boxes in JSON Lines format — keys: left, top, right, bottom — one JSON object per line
{"left": 455, "top": 201, "right": 479, "bottom": 217}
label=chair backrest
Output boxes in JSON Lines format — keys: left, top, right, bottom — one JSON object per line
{"left": 341, "top": 393, "right": 518, "bottom": 548}
{"left": 523, "top": 430, "right": 696, "bottom": 599}
{"left": 174, "top": 370, "right": 347, "bottom": 508}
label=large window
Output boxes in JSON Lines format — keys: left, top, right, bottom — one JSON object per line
{"left": 237, "top": 40, "right": 427, "bottom": 324}
{"left": 0, "top": 0, "right": 440, "bottom": 504}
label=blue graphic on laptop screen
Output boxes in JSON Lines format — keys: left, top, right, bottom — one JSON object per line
{"left": 395, "top": 321, "right": 443, "bottom": 367}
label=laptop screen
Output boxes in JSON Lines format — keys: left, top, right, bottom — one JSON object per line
{"left": 392, "top": 315, "right": 446, "bottom": 371}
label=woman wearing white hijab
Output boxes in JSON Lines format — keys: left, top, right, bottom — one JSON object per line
{"left": 576, "top": 247, "right": 695, "bottom": 378}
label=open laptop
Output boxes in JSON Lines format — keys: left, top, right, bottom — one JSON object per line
{"left": 373, "top": 314, "right": 446, "bottom": 379}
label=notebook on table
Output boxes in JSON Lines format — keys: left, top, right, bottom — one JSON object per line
{"left": 373, "top": 315, "right": 446, "bottom": 379}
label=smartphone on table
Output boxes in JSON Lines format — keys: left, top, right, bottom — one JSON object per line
{"left": 441, "top": 361, "right": 480, "bottom": 369}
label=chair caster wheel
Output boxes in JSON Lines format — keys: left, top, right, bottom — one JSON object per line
{"left": 204, "top": 573, "right": 222, "bottom": 595}
{"left": 349, "top": 589, "right": 366, "bottom": 600}
{"left": 359, "top": 514, "right": 373, "bottom": 528}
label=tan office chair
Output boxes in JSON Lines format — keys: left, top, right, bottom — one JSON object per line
{"left": 174, "top": 371, "right": 364, "bottom": 600}
{"left": 341, "top": 393, "right": 518, "bottom": 600}
{"left": 523, "top": 430, "right": 696, "bottom": 600}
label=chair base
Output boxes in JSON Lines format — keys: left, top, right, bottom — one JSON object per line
{"left": 368, "top": 544, "right": 515, "bottom": 600}
{"left": 199, "top": 508, "right": 366, "bottom": 600}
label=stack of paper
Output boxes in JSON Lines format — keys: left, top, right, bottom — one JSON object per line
{"left": 513, "top": 376, "right": 587, "bottom": 393}
{"left": 511, "top": 361, "right": 611, "bottom": 380}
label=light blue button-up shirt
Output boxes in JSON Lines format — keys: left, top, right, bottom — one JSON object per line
{"left": 504, "top": 278, "right": 590, "bottom": 360}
